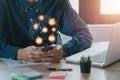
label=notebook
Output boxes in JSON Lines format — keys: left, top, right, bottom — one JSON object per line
{"left": 66, "top": 22, "right": 120, "bottom": 67}
{"left": 48, "top": 71, "right": 67, "bottom": 79}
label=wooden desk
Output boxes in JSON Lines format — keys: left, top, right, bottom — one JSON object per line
{"left": 0, "top": 60, "right": 120, "bottom": 80}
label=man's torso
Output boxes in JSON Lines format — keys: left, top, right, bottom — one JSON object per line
{"left": 1, "top": 0, "right": 65, "bottom": 48}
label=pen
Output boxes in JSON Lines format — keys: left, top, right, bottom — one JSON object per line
{"left": 46, "top": 68, "right": 72, "bottom": 71}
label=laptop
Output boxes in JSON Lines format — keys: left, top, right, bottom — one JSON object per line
{"left": 65, "top": 23, "right": 120, "bottom": 67}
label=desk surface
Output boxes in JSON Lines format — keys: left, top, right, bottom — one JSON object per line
{"left": 0, "top": 60, "right": 120, "bottom": 80}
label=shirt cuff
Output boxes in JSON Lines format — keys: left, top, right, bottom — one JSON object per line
{"left": 6, "top": 46, "right": 19, "bottom": 60}
{"left": 62, "top": 36, "right": 91, "bottom": 57}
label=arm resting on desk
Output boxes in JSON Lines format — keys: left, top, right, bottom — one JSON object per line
{"left": 61, "top": 0, "right": 92, "bottom": 56}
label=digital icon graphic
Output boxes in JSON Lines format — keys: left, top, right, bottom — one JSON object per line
{"left": 28, "top": 14, "right": 60, "bottom": 46}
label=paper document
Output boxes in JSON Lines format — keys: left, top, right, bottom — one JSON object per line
{"left": 0, "top": 58, "right": 51, "bottom": 68}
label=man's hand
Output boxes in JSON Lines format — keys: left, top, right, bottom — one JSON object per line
{"left": 39, "top": 46, "right": 66, "bottom": 62}
{"left": 17, "top": 45, "right": 66, "bottom": 62}
{"left": 17, "top": 46, "right": 43, "bottom": 62}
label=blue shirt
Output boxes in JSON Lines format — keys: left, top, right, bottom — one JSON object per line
{"left": 0, "top": 0, "right": 92, "bottom": 59}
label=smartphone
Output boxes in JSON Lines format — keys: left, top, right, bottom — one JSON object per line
{"left": 41, "top": 46, "right": 53, "bottom": 51}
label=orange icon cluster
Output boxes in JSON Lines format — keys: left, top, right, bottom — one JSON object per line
{"left": 33, "top": 15, "right": 58, "bottom": 45}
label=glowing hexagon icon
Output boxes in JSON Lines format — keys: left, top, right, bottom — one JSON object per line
{"left": 51, "top": 27, "right": 57, "bottom": 32}
{"left": 42, "top": 26, "right": 48, "bottom": 33}
{"left": 48, "top": 18, "right": 56, "bottom": 26}
{"left": 38, "top": 15, "right": 45, "bottom": 21}
{"left": 35, "top": 36, "right": 43, "bottom": 45}
{"left": 33, "top": 23, "right": 39, "bottom": 30}
{"left": 48, "top": 35, "right": 56, "bottom": 43}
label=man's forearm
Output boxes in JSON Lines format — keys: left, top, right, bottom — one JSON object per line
{"left": 0, "top": 44, "right": 19, "bottom": 60}
{"left": 62, "top": 36, "right": 92, "bottom": 56}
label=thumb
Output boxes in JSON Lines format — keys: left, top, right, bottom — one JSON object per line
{"left": 30, "top": 46, "right": 37, "bottom": 51}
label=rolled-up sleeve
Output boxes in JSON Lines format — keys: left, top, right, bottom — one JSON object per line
{"left": 61, "top": 0, "right": 93, "bottom": 56}
{"left": 0, "top": 2, "right": 19, "bottom": 60}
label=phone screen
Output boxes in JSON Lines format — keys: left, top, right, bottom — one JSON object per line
{"left": 41, "top": 46, "right": 53, "bottom": 51}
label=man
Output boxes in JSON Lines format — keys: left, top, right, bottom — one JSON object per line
{"left": 0, "top": 0, "right": 92, "bottom": 62}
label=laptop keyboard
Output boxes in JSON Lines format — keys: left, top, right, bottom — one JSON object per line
{"left": 92, "top": 52, "right": 106, "bottom": 63}
{"left": 65, "top": 42, "right": 109, "bottom": 64}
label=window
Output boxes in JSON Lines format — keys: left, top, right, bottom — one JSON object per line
{"left": 79, "top": 0, "right": 120, "bottom": 24}
{"left": 101, "top": 0, "right": 120, "bottom": 14}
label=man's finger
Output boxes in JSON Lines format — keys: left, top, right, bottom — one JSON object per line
{"left": 32, "top": 51, "right": 40, "bottom": 55}
{"left": 30, "top": 46, "right": 37, "bottom": 50}
{"left": 29, "top": 54, "right": 41, "bottom": 59}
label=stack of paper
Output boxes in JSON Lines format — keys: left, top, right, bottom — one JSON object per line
{"left": 0, "top": 58, "right": 51, "bottom": 68}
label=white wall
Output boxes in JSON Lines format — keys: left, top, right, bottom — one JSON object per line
{"left": 69, "top": 0, "right": 79, "bottom": 13}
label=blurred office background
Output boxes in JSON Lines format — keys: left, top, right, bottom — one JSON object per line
{"left": 62, "top": 0, "right": 120, "bottom": 43}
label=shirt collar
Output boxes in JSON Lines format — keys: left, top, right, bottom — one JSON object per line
{"left": 19, "top": 0, "right": 42, "bottom": 12}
